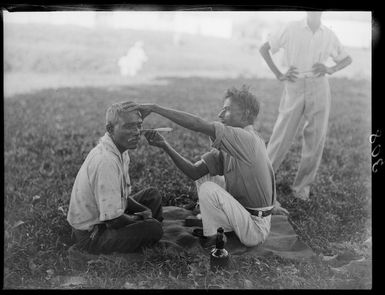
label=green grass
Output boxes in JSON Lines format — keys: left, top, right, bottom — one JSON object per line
{"left": 4, "top": 77, "right": 371, "bottom": 289}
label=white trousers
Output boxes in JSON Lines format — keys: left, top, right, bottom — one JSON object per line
{"left": 195, "top": 174, "right": 271, "bottom": 247}
{"left": 267, "top": 76, "right": 331, "bottom": 194}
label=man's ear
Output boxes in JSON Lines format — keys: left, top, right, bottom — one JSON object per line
{"left": 242, "top": 109, "right": 250, "bottom": 122}
{"left": 106, "top": 123, "right": 114, "bottom": 134}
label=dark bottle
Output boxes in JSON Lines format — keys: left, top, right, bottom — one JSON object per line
{"left": 210, "top": 227, "right": 230, "bottom": 271}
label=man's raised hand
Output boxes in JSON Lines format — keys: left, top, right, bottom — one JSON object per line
{"left": 122, "top": 102, "right": 154, "bottom": 119}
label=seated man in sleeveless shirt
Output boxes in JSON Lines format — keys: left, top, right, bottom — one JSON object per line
{"left": 124, "top": 86, "right": 288, "bottom": 247}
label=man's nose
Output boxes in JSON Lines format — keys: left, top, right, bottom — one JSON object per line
{"left": 218, "top": 110, "right": 224, "bottom": 118}
{"left": 134, "top": 126, "right": 141, "bottom": 136}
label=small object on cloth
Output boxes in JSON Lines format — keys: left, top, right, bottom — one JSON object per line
{"left": 192, "top": 228, "right": 205, "bottom": 238}
{"left": 185, "top": 216, "right": 203, "bottom": 227}
{"left": 210, "top": 227, "right": 230, "bottom": 271}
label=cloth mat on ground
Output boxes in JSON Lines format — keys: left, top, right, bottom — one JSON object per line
{"left": 160, "top": 206, "right": 315, "bottom": 260}
{"left": 68, "top": 206, "right": 315, "bottom": 269}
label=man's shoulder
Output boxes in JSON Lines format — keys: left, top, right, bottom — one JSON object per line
{"left": 321, "top": 24, "right": 338, "bottom": 38}
{"left": 285, "top": 20, "right": 305, "bottom": 31}
{"left": 85, "top": 144, "right": 118, "bottom": 168}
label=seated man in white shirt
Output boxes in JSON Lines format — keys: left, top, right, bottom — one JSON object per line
{"left": 67, "top": 102, "right": 163, "bottom": 254}
{"left": 126, "top": 85, "right": 288, "bottom": 247}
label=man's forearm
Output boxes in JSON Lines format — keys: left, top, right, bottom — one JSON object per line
{"left": 105, "top": 214, "right": 140, "bottom": 229}
{"left": 260, "top": 42, "right": 282, "bottom": 79}
{"left": 162, "top": 142, "right": 204, "bottom": 181}
{"left": 125, "top": 197, "right": 149, "bottom": 215}
{"left": 329, "top": 56, "right": 353, "bottom": 74}
{"left": 152, "top": 104, "right": 215, "bottom": 138}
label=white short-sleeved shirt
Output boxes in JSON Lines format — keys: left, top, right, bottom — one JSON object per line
{"left": 268, "top": 18, "right": 348, "bottom": 73}
{"left": 201, "top": 122, "right": 276, "bottom": 209}
{"left": 67, "top": 133, "right": 132, "bottom": 231}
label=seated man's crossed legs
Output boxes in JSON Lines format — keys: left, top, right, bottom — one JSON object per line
{"left": 75, "top": 187, "right": 164, "bottom": 254}
{"left": 195, "top": 175, "right": 270, "bottom": 247}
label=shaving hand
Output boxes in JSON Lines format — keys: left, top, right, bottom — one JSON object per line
{"left": 144, "top": 130, "right": 167, "bottom": 148}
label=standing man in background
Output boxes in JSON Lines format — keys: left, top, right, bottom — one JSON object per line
{"left": 259, "top": 11, "right": 352, "bottom": 200}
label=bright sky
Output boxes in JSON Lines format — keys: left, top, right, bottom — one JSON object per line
{"left": 3, "top": 10, "right": 372, "bottom": 48}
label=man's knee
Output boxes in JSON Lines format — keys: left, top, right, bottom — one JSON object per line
{"left": 145, "top": 187, "right": 162, "bottom": 201}
{"left": 240, "top": 235, "right": 264, "bottom": 247}
{"left": 198, "top": 181, "right": 221, "bottom": 197}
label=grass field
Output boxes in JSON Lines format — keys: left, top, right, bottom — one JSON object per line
{"left": 4, "top": 76, "right": 371, "bottom": 289}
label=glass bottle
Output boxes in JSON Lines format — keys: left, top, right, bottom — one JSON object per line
{"left": 210, "top": 227, "right": 230, "bottom": 271}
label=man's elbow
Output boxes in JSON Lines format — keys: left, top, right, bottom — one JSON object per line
{"left": 189, "top": 169, "right": 202, "bottom": 182}
{"left": 346, "top": 55, "right": 353, "bottom": 65}
{"left": 259, "top": 42, "right": 270, "bottom": 55}
{"left": 190, "top": 174, "right": 199, "bottom": 182}
{"left": 191, "top": 162, "right": 209, "bottom": 181}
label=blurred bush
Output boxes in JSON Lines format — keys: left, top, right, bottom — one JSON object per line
{"left": 4, "top": 23, "right": 258, "bottom": 77}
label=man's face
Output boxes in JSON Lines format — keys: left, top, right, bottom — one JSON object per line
{"left": 218, "top": 98, "right": 244, "bottom": 127}
{"left": 307, "top": 11, "right": 323, "bottom": 23}
{"left": 111, "top": 111, "right": 143, "bottom": 151}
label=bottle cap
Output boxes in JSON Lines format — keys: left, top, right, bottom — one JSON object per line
{"left": 216, "top": 227, "right": 225, "bottom": 250}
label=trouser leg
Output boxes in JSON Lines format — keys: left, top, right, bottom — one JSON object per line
{"left": 195, "top": 174, "right": 226, "bottom": 190}
{"left": 195, "top": 174, "right": 226, "bottom": 212}
{"left": 292, "top": 77, "right": 331, "bottom": 194}
{"left": 130, "top": 187, "right": 163, "bottom": 222}
{"left": 267, "top": 81, "right": 305, "bottom": 172}
{"left": 196, "top": 179, "right": 269, "bottom": 247}
{"left": 78, "top": 219, "right": 163, "bottom": 254}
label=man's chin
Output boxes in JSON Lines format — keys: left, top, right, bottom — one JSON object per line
{"left": 127, "top": 143, "right": 139, "bottom": 150}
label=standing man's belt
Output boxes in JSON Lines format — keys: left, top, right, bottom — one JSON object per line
{"left": 245, "top": 208, "right": 273, "bottom": 218}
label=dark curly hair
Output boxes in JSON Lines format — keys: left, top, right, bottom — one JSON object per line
{"left": 224, "top": 85, "right": 260, "bottom": 124}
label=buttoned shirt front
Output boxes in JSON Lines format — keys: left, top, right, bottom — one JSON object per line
{"left": 67, "top": 133, "right": 132, "bottom": 231}
{"left": 268, "top": 18, "right": 348, "bottom": 74}
{"left": 201, "top": 122, "right": 276, "bottom": 209}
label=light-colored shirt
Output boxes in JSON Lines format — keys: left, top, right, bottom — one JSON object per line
{"left": 268, "top": 18, "right": 348, "bottom": 73}
{"left": 201, "top": 122, "right": 276, "bottom": 209}
{"left": 67, "top": 133, "right": 132, "bottom": 231}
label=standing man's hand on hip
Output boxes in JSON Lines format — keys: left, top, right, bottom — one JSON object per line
{"left": 277, "top": 66, "right": 298, "bottom": 83}
{"left": 312, "top": 63, "right": 334, "bottom": 77}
